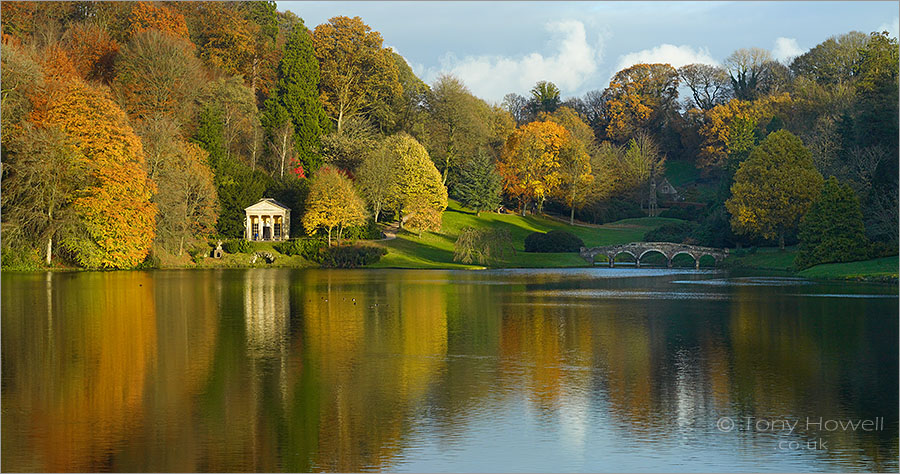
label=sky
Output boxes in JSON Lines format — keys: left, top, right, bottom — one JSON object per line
{"left": 277, "top": 1, "right": 899, "bottom": 104}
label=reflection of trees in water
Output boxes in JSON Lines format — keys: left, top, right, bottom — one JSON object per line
{"left": 3, "top": 271, "right": 896, "bottom": 471}
{"left": 722, "top": 286, "right": 898, "bottom": 469}
{"left": 294, "top": 270, "right": 449, "bottom": 472}
{"left": 1, "top": 272, "right": 158, "bottom": 472}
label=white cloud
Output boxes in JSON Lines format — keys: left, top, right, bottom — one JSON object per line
{"left": 614, "top": 43, "right": 717, "bottom": 76}
{"left": 772, "top": 37, "right": 803, "bottom": 63}
{"left": 878, "top": 17, "right": 899, "bottom": 39}
{"left": 420, "top": 20, "right": 601, "bottom": 103}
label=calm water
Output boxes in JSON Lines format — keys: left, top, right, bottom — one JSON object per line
{"left": 2, "top": 268, "right": 897, "bottom": 472}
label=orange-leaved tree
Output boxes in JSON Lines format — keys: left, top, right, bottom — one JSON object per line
{"left": 601, "top": 63, "right": 680, "bottom": 143}
{"left": 62, "top": 22, "right": 120, "bottom": 84}
{"left": 128, "top": 1, "right": 190, "bottom": 40}
{"left": 42, "top": 84, "right": 158, "bottom": 268}
{"left": 498, "top": 120, "right": 568, "bottom": 215}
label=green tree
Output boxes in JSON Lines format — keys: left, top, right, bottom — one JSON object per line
{"left": 381, "top": 133, "right": 448, "bottom": 229}
{"left": 453, "top": 227, "right": 514, "bottom": 265}
{"left": 271, "top": 24, "right": 328, "bottom": 172}
{"left": 544, "top": 107, "right": 601, "bottom": 224}
{"left": 391, "top": 52, "right": 428, "bottom": 135}
{"left": 454, "top": 149, "right": 502, "bottom": 216}
{"left": 302, "top": 166, "right": 367, "bottom": 245}
{"left": 1, "top": 125, "right": 85, "bottom": 265}
{"left": 726, "top": 130, "right": 824, "bottom": 249}
{"left": 356, "top": 144, "right": 394, "bottom": 223}
{"left": 423, "top": 74, "right": 491, "bottom": 185}
{"left": 795, "top": 176, "right": 869, "bottom": 269}
{"left": 790, "top": 31, "right": 869, "bottom": 85}
{"left": 529, "top": 80, "right": 561, "bottom": 114}
{"left": 724, "top": 48, "right": 779, "bottom": 101}
{"left": 197, "top": 77, "right": 261, "bottom": 165}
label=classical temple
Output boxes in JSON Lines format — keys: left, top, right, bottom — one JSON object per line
{"left": 244, "top": 198, "right": 291, "bottom": 241}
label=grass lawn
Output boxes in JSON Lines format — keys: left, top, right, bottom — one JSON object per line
{"left": 371, "top": 200, "right": 683, "bottom": 269}
{"left": 726, "top": 247, "right": 799, "bottom": 271}
{"left": 725, "top": 246, "right": 898, "bottom": 282}
{"left": 798, "top": 256, "right": 899, "bottom": 282}
{"left": 664, "top": 160, "right": 701, "bottom": 187}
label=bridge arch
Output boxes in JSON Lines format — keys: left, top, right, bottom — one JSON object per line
{"left": 697, "top": 254, "right": 717, "bottom": 268}
{"left": 671, "top": 251, "right": 699, "bottom": 268}
{"left": 612, "top": 250, "right": 638, "bottom": 265}
{"left": 638, "top": 249, "right": 668, "bottom": 267}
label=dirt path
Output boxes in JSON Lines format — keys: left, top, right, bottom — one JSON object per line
{"left": 376, "top": 223, "right": 399, "bottom": 241}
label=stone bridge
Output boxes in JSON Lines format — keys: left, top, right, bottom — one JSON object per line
{"left": 580, "top": 242, "right": 729, "bottom": 269}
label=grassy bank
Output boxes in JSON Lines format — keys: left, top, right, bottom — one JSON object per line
{"left": 726, "top": 247, "right": 898, "bottom": 282}
{"left": 372, "top": 200, "right": 681, "bottom": 269}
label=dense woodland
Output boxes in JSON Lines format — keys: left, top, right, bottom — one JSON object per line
{"left": 1, "top": 1, "right": 897, "bottom": 270}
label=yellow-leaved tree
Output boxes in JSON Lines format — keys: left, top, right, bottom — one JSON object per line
{"left": 42, "top": 84, "right": 158, "bottom": 268}
{"left": 726, "top": 130, "right": 823, "bottom": 249}
{"left": 497, "top": 120, "right": 567, "bottom": 215}
{"left": 302, "top": 166, "right": 367, "bottom": 246}
{"left": 382, "top": 133, "right": 448, "bottom": 232}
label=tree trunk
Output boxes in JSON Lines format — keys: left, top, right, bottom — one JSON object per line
{"left": 570, "top": 206, "right": 575, "bottom": 226}
{"left": 374, "top": 208, "right": 381, "bottom": 223}
{"left": 280, "top": 133, "right": 288, "bottom": 178}
{"left": 779, "top": 233, "right": 785, "bottom": 250}
{"left": 45, "top": 207, "right": 53, "bottom": 265}
{"left": 327, "top": 227, "right": 332, "bottom": 246}
{"left": 398, "top": 208, "right": 403, "bottom": 229}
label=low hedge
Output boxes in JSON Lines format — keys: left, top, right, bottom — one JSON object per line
{"left": 320, "top": 245, "right": 387, "bottom": 268}
{"left": 223, "top": 239, "right": 252, "bottom": 254}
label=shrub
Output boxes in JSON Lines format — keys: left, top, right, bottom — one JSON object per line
{"left": 0, "top": 244, "right": 42, "bottom": 271}
{"left": 342, "top": 218, "right": 383, "bottom": 240}
{"left": 524, "top": 230, "right": 584, "bottom": 253}
{"left": 223, "top": 239, "right": 252, "bottom": 254}
{"left": 188, "top": 246, "right": 207, "bottom": 263}
{"left": 644, "top": 221, "right": 696, "bottom": 243}
{"left": 453, "top": 227, "right": 515, "bottom": 264}
{"left": 273, "top": 239, "right": 303, "bottom": 256}
{"left": 135, "top": 251, "right": 161, "bottom": 269}
{"left": 320, "top": 244, "right": 387, "bottom": 268}
{"left": 275, "top": 238, "right": 326, "bottom": 261}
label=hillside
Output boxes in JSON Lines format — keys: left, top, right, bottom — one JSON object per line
{"left": 371, "top": 200, "right": 683, "bottom": 268}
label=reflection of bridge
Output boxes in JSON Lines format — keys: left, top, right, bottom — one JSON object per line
{"left": 580, "top": 242, "right": 729, "bottom": 269}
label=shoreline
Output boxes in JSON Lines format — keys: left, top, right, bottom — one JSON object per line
{"left": 5, "top": 257, "right": 897, "bottom": 285}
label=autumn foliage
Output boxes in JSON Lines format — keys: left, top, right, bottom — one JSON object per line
{"left": 498, "top": 121, "right": 569, "bottom": 213}
{"left": 42, "top": 85, "right": 157, "bottom": 268}
{"left": 128, "top": 1, "right": 190, "bottom": 40}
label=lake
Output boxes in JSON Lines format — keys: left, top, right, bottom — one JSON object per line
{"left": 2, "top": 268, "right": 897, "bottom": 472}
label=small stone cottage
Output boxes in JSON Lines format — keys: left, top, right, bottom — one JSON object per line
{"left": 657, "top": 178, "right": 681, "bottom": 202}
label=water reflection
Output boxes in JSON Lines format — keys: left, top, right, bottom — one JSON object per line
{"left": 1, "top": 270, "right": 897, "bottom": 472}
